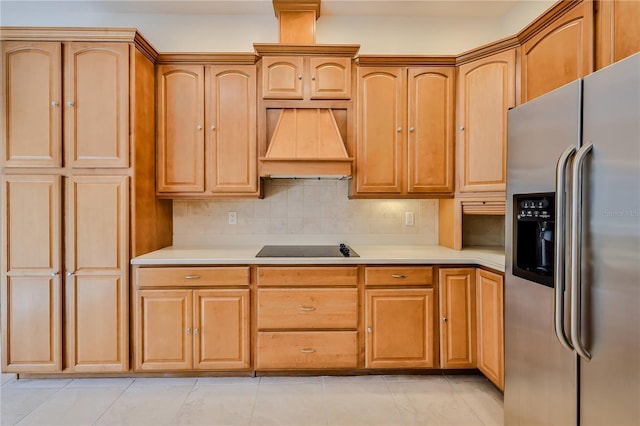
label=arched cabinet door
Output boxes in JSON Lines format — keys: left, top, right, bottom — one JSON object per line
{"left": 309, "top": 57, "right": 351, "bottom": 99}
{"left": 262, "top": 56, "right": 304, "bottom": 99}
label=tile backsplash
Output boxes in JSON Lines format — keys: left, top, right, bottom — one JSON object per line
{"left": 173, "top": 179, "right": 439, "bottom": 247}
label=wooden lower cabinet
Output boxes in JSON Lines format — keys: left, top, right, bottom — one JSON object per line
{"left": 136, "top": 288, "right": 250, "bottom": 371}
{"left": 365, "top": 288, "right": 435, "bottom": 368}
{"left": 476, "top": 269, "right": 504, "bottom": 390}
{"left": 439, "top": 268, "right": 476, "bottom": 368}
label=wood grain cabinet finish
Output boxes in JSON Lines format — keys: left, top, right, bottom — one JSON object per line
{"left": 261, "top": 56, "right": 351, "bottom": 100}
{"left": 365, "top": 288, "right": 435, "bottom": 368}
{"left": 255, "top": 266, "right": 358, "bottom": 370}
{"left": 1, "top": 175, "right": 62, "bottom": 372}
{"left": 476, "top": 269, "right": 504, "bottom": 390}
{"left": 356, "top": 66, "right": 454, "bottom": 195}
{"left": 135, "top": 269, "right": 250, "bottom": 371}
{"left": 596, "top": 0, "right": 640, "bottom": 70}
{"left": 65, "top": 176, "right": 129, "bottom": 372}
{"left": 157, "top": 64, "right": 257, "bottom": 196}
{"left": 521, "top": 1, "right": 594, "bottom": 102}
{"left": 1, "top": 41, "right": 129, "bottom": 168}
{"left": 439, "top": 268, "right": 476, "bottom": 368}
{"left": 457, "top": 49, "right": 515, "bottom": 193}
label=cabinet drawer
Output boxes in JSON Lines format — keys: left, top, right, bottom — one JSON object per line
{"left": 136, "top": 267, "right": 250, "bottom": 287}
{"left": 365, "top": 267, "right": 433, "bottom": 286}
{"left": 257, "top": 288, "right": 358, "bottom": 329}
{"left": 257, "top": 267, "right": 358, "bottom": 287}
{"left": 256, "top": 331, "right": 358, "bottom": 369}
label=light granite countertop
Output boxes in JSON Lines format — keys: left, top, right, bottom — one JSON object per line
{"left": 132, "top": 245, "right": 505, "bottom": 272}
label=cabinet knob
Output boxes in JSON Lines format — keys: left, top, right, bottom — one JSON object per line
{"left": 442, "top": 316, "right": 448, "bottom": 322}
{"left": 397, "top": 127, "right": 402, "bottom": 132}
{"left": 311, "top": 75, "right": 316, "bottom": 81}
{"left": 66, "top": 101, "right": 74, "bottom": 107}
{"left": 460, "top": 126, "right": 465, "bottom": 131}
{"left": 300, "top": 348, "right": 316, "bottom": 353}
{"left": 51, "top": 101, "right": 60, "bottom": 107}
{"left": 51, "top": 272, "right": 59, "bottom": 277}
{"left": 66, "top": 271, "right": 74, "bottom": 277}
{"left": 367, "top": 327, "right": 372, "bottom": 333}
{"left": 409, "top": 127, "right": 415, "bottom": 132}
{"left": 196, "top": 125, "right": 202, "bottom": 131}
{"left": 297, "top": 74, "right": 303, "bottom": 80}
{"left": 186, "top": 328, "right": 191, "bottom": 334}
{"left": 210, "top": 125, "right": 216, "bottom": 131}
{"left": 194, "top": 328, "right": 199, "bottom": 335}
{"left": 300, "top": 306, "right": 316, "bottom": 312}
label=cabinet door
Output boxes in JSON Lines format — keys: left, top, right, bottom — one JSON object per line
{"left": 457, "top": 49, "right": 515, "bottom": 193}
{"left": 262, "top": 56, "right": 304, "bottom": 99}
{"left": 2, "top": 42, "right": 62, "bottom": 168}
{"left": 206, "top": 65, "right": 257, "bottom": 194}
{"left": 64, "top": 43, "right": 129, "bottom": 168}
{"left": 157, "top": 65, "right": 205, "bottom": 193}
{"left": 521, "top": 2, "right": 594, "bottom": 102}
{"left": 365, "top": 288, "right": 435, "bottom": 368}
{"left": 596, "top": 0, "right": 640, "bottom": 70}
{"left": 1, "top": 175, "right": 62, "bottom": 372}
{"left": 439, "top": 268, "right": 476, "bottom": 368}
{"left": 194, "top": 289, "right": 250, "bottom": 370}
{"left": 136, "top": 290, "right": 193, "bottom": 371}
{"left": 407, "top": 67, "right": 455, "bottom": 194}
{"left": 476, "top": 269, "right": 504, "bottom": 390}
{"left": 309, "top": 57, "right": 351, "bottom": 99}
{"left": 356, "top": 67, "right": 405, "bottom": 193}
{"left": 65, "top": 176, "right": 129, "bottom": 372}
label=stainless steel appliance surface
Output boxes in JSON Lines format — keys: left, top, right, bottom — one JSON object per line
{"left": 505, "top": 53, "right": 640, "bottom": 425}
{"left": 255, "top": 244, "right": 359, "bottom": 258}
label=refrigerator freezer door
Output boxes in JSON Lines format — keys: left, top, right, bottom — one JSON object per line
{"left": 580, "top": 53, "right": 640, "bottom": 426}
{"left": 505, "top": 80, "right": 582, "bottom": 425}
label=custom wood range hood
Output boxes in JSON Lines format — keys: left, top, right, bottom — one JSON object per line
{"left": 258, "top": 0, "right": 356, "bottom": 179}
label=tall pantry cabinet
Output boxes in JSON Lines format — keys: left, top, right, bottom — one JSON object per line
{"left": 1, "top": 29, "right": 172, "bottom": 373}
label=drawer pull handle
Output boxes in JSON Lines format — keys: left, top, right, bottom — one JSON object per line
{"left": 185, "top": 275, "right": 201, "bottom": 280}
{"left": 300, "top": 348, "right": 316, "bottom": 354}
{"left": 391, "top": 274, "right": 407, "bottom": 278}
{"left": 300, "top": 306, "right": 316, "bottom": 312}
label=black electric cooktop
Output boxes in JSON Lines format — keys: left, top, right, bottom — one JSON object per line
{"left": 256, "top": 244, "right": 359, "bottom": 258}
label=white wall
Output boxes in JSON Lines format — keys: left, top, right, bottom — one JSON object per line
{"left": 1, "top": 1, "right": 554, "bottom": 54}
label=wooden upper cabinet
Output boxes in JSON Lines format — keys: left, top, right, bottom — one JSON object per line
{"left": 262, "top": 56, "right": 304, "bottom": 99}
{"left": 206, "top": 65, "right": 257, "bottom": 194}
{"left": 407, "top": 67, "right": 455, "bottom": 194}
{"left": 261, "top": 56, "right": 351, "bottom": 100}
{"left": 65, "top": 175, "right": 129, "bottom": 372}
{"left": 356, "top": 67, "right": 404, "bottom": 193}
{"left": 476, "top": 269, "right": 504, "bottom": 391}
{"left": 439, "top": 268, "right": 476, "bottom": 369}
{"left": 1, "top": 175, "right": 62, "bottom": 372}
{"left": 64, "top": 43, "right": 129, "bottom": 168}
{"left": 309, "top": 57, "right": 351, "bottom": 99}
{"left": 2, "top": 42, "right": 62, "bottom": 168}
{"left": 596, "top": 0, "right": 640, "bottom": 70}
{"left": 521, "top": 1, "right": 594, "bottom": 102}
{"left": 457, "top": 49, "right": 515, "bottom": 193}
{"left": 157, "top": 65, "right": 205, "bottom": 193}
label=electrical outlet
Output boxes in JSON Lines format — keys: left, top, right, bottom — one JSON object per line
{"left": 228, "top": 211, "right": 237, "bottom": 225}
{"left": 405, "top": 211, "right": 415, "bottom": 226}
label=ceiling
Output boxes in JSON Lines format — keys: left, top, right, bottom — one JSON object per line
{"left": 5, "top": 0, "right": 524, "bottom": 18}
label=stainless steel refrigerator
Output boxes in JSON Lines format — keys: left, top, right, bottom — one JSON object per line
{"left": 504, "top": 53, "right": 640, "bottom": 425}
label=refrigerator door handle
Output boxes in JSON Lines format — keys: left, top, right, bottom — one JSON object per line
{"left": 571, "top": 142, "right": 593, "bottom": 361}
{"left": 554, "top": 145, "right": 577, "bottom": 351}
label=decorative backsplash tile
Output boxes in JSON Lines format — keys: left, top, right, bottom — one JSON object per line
{"left": 173, "top": 179, "right": 439, "bottom": 246}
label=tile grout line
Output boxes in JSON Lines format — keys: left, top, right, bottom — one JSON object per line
{"left": 91, "top": 379, "right": 136, "bottom": 425}
{"left": 11, "top": 380, "right": 69, "bottom": 425}
{"left": 444, "top": 375, "right": 489, "bottom": 426}
{"left": 247, "top": 376, "right": 262, "bottom": 426}
{"left": 382, "top": 374, "right": 418, "bottom": 423}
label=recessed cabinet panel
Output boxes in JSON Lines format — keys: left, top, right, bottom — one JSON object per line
{"left": 309, "top": 57, "right": 351, "bottom": 99}
{"left": 262, "top": 56, "right": 304, "bottom": 99}
{"left": 476, "top": 269, "right": 504, "bottom": 390}
{"left": 207, "top": 66, "right": 257, "bottom": 193}
{"left": 157, "top": 65, "right": 205, "bottom": 192}
{"left": 356, "top": 67, "right": 404, "bottom": 193}
{"left": 439, "top": 268, "right": 476, "bottom": 368}
{"left": 65, "top": 43, "right": 129, "bottom": 168}
{"left": 408, "top": 68, "right": 454, "bottom": 193}
{"left": 2, "top": 42, "right": 62, "bottom": 167}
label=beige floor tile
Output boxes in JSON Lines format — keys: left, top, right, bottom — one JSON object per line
{"left": 445, "top": 376, "right": 504, "bottom": 426}
{"left": 94, "top": 384, "right": 194, "bottom": 425}
{"left": 322, "top": 374, "right": 386, "bottom": 383}
{"left": 65, "top": 378, "right": 134, "bottom": 388}
{"left": 4, "top": 379, "right": 71, "bottom": 389}
{"left": 16, "top": 386, "right": 125, "bottom": 426}
{"left": 1, "top": 373, "right": 17, "bottom": 385}
{"left": 323, "top": 380, "right": 407, "bottom": 426}
{"left": 173, "top": 383, "right": 258, "bottom": 425}
{"left": 259, "top": 375, "right": 323, "bottom": 384}
{"left": 196, "top": 376, "right": 260, "bottom": 386}
{"left": 132, "top": 377, "right": 197, "bottom": 387}
{"left": 251, "top": 382, "right": 325, "bottom": 425}
{"left": 0, "top": 387, "right": 59, "bottom": 426}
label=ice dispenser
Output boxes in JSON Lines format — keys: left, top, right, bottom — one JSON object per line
{"left": 512, "top": 193, "right": 555, "bottom": 287}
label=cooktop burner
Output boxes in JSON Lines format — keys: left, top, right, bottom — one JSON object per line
{"left": 255, "top": 244, "right": 359, "bottom": 258}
